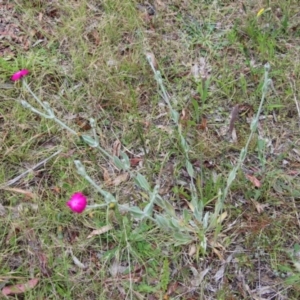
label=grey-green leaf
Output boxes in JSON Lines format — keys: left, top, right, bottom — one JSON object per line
{"left": 135, "top": 174, "right": 150, "bottom": 191}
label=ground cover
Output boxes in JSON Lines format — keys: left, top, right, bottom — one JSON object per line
{"left": 1, "top": 0, "right": 300, "bottom": 299}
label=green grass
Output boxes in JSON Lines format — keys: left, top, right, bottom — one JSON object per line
{"left": 1, "top": 0, "right": 300, "bottom": 298}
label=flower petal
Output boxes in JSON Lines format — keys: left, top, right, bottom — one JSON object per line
{"left": 66, "top": 192, "right": 87, "bottom": 213}
{"left": 11, "top": 69, "right": 29, "bottom": 81}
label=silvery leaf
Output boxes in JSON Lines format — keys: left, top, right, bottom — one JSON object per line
{"left": 135, "top": 174, "right": 150, "bottom": 191}
{"left": 81, "top": 135, "right": 99, "bottom": 147}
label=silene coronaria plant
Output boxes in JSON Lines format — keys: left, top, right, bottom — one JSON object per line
{"left": 11, "top": 61, "right": 273, "bottom": 250}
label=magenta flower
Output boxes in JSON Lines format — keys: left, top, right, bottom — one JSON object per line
{"left": 66, "top": 192, "right": 87, "bottom": 213}
{"left": 11, "top": 69, "right": 29, "bottom": 81}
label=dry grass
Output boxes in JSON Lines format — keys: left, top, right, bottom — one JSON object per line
{"left": 1, "top": 0, "right": 300, "bottom": 299}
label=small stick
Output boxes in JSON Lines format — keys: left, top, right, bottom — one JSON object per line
{"left": 0, "top": 149, "right": 62, "bottom": 188}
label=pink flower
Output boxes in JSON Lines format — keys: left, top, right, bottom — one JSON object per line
{"left": 66, "top": 192, "right": 87, "bottom": 213}
{"left": 11, "top": 69, "right": 29, "bottom": 81}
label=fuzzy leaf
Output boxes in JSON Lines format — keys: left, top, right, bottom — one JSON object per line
{"left": 173, "top": 232, "right": 193, "bottom": 246}
{"left": 120, "top": 151, "right": 130, "bottom": 170}
{"left": 226, "top": 169, "right": 237, "bottom": 187}
{"left": 102, "top": 190, "right": 116, "bottom": 204}
{"left": 135, "top": 174, "right": 150, "bottom": 191}
{"left": 183, "top": 208, "right": 191, "bottom": 223}
{"left": 113, "top": 156, "right": 127, "bottom": 170}
{"left": 143, "top": 202, "right": 154, "bottom": 217}
{"left": 81, "top": 135, "right": 99, "bottom": 147}
{"left": 155, "top": 215, "right": 170, "bottom": 228}
{"left": 186, "top": 160, "right": 194, "bottom": 178}
{"left": 202, "top": 212, "right": 210, "bottom": 229}
{"left": 171, "top": 110, "right": 179, "bottom": 123}
{"left": 127, "top": 206, "right": 145, "bottom": 218}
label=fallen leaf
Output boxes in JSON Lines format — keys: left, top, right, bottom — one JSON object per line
{"left": 69, "top": 251, "right": 86, "bottom": 269}
{"left": 251, "top": 199, "right": 267, "bottom": 214}
{"left": 51, "top": 186, "right": 61, "bottom": 194}
{"left": 110, "top": 172, "right": 129, "bottom": 186}
{"left": 188, "top": 244, "right": 197, "bottom": 257}
{"left": 198, "top": 118, "right": 207, "bottom": 130}
{"left": 212, "top": 247, "right": 224, "bottom": 260}
{"left": 214, "top": 253, "right": 234, "bottom": 282}
{"left": 87, "top": 225, "right": 113, "bottom": 238}
{"left": 214, "top": 264, "right": 226, "bottom": 282}
{"left": 190, "top": 267, "right": 210, "bottom": 286}
{"left": 90, "top": 29, "right": 100, "bottom": 45}
{"left": 155, "top": 0, "right": 166, "bottom": 8}
{"left": 75, "top": 115, "right": 91, "bottom": 131}
{"left": 166, "top": 281, "right": 179, "bottom": 296}
{"left": 217, "top": 211, "right": 228, "bottom": 224}
{"left": 102, "top": 168, "right": 111, "bottom": 183}
{"left": 180, "top": 108, "right": 189, "bottom": 121}
{"left": 112, "top": 140, "right": 121, "bottom": 157}
{"left": 231, "top": 127, "right": 237, "bottom": 143}
{"left": 191, "top": 57, "right": 211, "bottom": 82}
{"left": 130, "top": 157, "right": 143, "bottom": 167}
{"left": 36, "top": 251, "right": 52, "bottom": 277}
{"left": 109, "top": 260, "right": 128, "bottom": 277}
{"left": 228, "top": 104, "right": 239, "bottom": 134}
{"left": 191, "top": 63, "right": 200, "bottom": 82}
{"left": 2, "top": 278, "right": 39, "bottom": 296}
{"left": 2, "top": 187, "right": 35, "bottom": 199}
{"left": 245, "top": 174, "right": 261, "bottom": 188}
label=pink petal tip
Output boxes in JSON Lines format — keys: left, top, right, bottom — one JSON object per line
{"left": 11, "top": 69, "right": 29, "bottom": 81}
